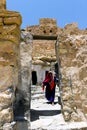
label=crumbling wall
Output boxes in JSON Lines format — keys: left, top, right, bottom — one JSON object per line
{"left": 56, "top": 23, "right": 87, "bottom": 121}
{"left": 26, "top": 18, "right": 58, "bottom": 85}
{"left": 0, "top": 1, "right": 22, "bottom": 129}
{"left": 27, "top": 18, "right": 57, "bottom": 64}
{"left": 26, "top": 18, "right": 57, "bottom": 85}
{"left": 26, "top": 18, "right": 58, "bottom": 36}
{"left": 32, "top": 40, "right": 56, "bottom": 63}
{"left": 26, "top": 18, "right": 87, "bottom": 123}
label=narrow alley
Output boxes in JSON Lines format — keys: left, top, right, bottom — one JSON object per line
{"left": 30, "top": 85, "right": 87, "bottom": 130}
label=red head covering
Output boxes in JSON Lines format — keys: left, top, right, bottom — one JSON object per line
{"left": 43, "top": 72, "right": 55, "bottom": 90}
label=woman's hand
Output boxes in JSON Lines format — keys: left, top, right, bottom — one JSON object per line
{"left": 41, "top": 84, "right": 44, "bottom": 91}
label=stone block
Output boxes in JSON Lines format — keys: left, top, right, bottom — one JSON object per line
{"left": 0, "top": 18, "right": 3, "bottom": 25}
{"left": 0, "top": 24, "right": 20, "bottom": 36}
{"left": 64, "top": 22, "right": 78, "bottom": 29}
{"left": 3, "top": 123, "right": 15, "bottom": 130}
{"left": 0, "top": 0, "right": 6, "bottom": 10}
{"left": 0, "top": 66, "right": 12, "bottom": 91}
{"left": 74, "top": 101, "right": 82, "bottom": 109}
{"left": 79, "top": 66, "right": 87, "bottom": 80}
{"left": 82, "top": 101, "right": 87, "bottom": 114}
{"left": 60, "top": 48, "right": 67, "bottom": 54}
{"left": 40, "top": 18, "right": 57, "bottom": 25}
{"left": 4, "top": 16, "right": 22, "bottom": 26}
{"left": 0, "top": 92, "right": 13, "bottom": 105}
{"left": 0, "top": 108, "right": 13, "bottom": 126}
{"left": 0, "top": 41, "right": 18, "bottom": 66}
{"left": 62, "top": 109, "right": 72, "bottom": 121}
{"left": 62, "top": 93, "right": 72, "bottom": 101}
{"left": 71, "top": 111, "right": 82, "bottom": 122}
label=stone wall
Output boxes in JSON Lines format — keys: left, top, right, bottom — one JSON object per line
{"left": 32, "top": 40, "right": 56, "bottom": 64}
{"left": 0, "top": 1, "right": 22, "bottom": 129}
{"left": 25, "top": 18, "right": 57, "bottom": 87}
{"left": 26, "top": 18, "right": 57, "bottom": 65}
{"left": 32, "top": 39, "right": 56, "bottom": 84}
{"left": 27, "top": 19, "right": 87, "bottom": 122}
{"left": 26, "top": 18, "right": 87, "bottom": 123}
{"left": 26, "top": 18, "right": 57, "bottom": 36}
{"left": 56, "top": 23, "right": 87, "bottom": 121}
{"left": 0, "top": 0, "right": 6, "bottom": 10}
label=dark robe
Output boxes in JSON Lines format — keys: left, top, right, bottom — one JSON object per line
{"left": 42, "top": 72, "right": 56, "bottom": 103}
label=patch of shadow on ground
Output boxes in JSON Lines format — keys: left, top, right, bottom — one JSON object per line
{"left": 46, "top": 101, "right": 58, "bottom": 105}
{"left": 16, "top": 121, "right": 28, "bottom": 130}
{"left": 30, "top": 109, "right": 61, "bottom": 122}
{"left": 13, "top": 100, "right": 29, "bottom": 130}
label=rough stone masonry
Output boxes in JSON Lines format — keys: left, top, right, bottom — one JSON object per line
{"left": 55, "top": 23, "right": 87, "bottom": 122}
{"left": 0, "top": 1, "right": 87, "bottom": 129}
{"left": 0, "top": 0, "right": 22, "bottom": 129}
{"left": 26, "top": 18, "right": 87, "bottom": 124}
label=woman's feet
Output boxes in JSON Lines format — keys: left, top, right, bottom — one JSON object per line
{"left": 52, "top": 102, "right": 54, "bottom": 105}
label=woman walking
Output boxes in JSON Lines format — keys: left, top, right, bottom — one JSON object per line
{"left": 42, "top": 71, "right": 56, "bottom": 105}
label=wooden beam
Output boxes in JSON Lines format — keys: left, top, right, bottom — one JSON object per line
{"left": 33, "top": 35, "right": 57, "bottom": 40}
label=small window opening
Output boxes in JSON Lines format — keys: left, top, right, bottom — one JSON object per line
{"left": 50, "top": 30, "right": 52, "bottom": 33}
{"left": 43, "top": 30, "right": 46, "bottom": 33}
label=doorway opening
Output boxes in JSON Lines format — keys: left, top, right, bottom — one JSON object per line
{"left": 30, "top": 35, "right": 62, "bottom": 129}
{"left": 45, "top": 70, "right": 49, "bottom": 78}
{"left": 32, "top": 71, "right": 37, "bottom": 85}
{"left": 55, "top": 62, "right": 59, "bottom": 79}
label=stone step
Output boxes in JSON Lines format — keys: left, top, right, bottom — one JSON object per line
{"left": 31, "top": 94, "right": 59, "bottom": 102}
{"left": 31, "top": 90, "right": 59, "bottom": 95}
{"left": 31, "top": 85, "right": 59, "bottom": 92}
{"left": 31, "top": 85, "right": 60, "bottom": 101}
{"left": 31, "top": 91, "right": 43, "bottom": 94}
{"left": 31, "top": 91, "right": 43, "bottom": 95}
{"left": 31, "top": 94, "right": 45, "bottom": 100}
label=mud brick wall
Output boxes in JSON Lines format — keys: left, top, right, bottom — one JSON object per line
{"left": 0, "top": 9, "right": 21, "bottom": 129}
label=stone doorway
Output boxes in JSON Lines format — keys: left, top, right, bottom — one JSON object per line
{"left": 30, "top": 35, "right": 62, "bottom": 129}
{"left": 13, "top": 32, "right": 61, "bottom": 129}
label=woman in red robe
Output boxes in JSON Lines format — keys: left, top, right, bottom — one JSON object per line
{"left": 42, "top": 71, "right": 56, "bottom": 105}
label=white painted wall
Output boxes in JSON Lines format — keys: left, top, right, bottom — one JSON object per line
{"left": 32, "top": 64, "right": 50, "bottom": 85}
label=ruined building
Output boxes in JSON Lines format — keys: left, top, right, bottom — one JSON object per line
{"left": 26, "top": 18, "right": 87, "bottom": 125}
{"left": 0, "top": 0, "right": 87, "bottom": 129}
{"left": 26, "top": 18, "right": 58, "bottom": 85}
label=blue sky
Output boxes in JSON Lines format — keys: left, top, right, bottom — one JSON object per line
{"left": 7, "top": 0, "right": 87, "bottom": 29}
